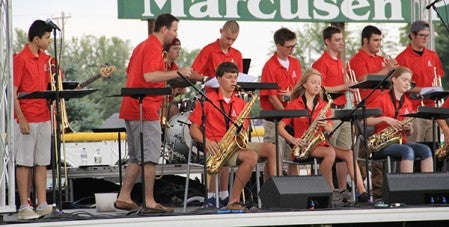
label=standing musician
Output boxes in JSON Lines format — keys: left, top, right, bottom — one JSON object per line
{"left": 366, "top": 67, "right": 434, "bottom": 173}
{"left": 260, "top": 27, "right": 302, "bottom": 175}
{"left": 190, "top": 20, "right": 243, "bottom": 208}
{"left": 278, "top": 68, "right": 359, "bottom": 202}
{"left": 312, "top": 26, "right": 367, "bottom": 203}
{"left": 189, "top": 62, "right": 277, "bottom": 211}
{"left": 115, "top": 13, "right": 199, "bottom": 213}
{"left": 13, "top": 20, "right": 54, "bottom": 220}
{"left": 349, "top": 25, "right": 398, "bottom": 105}
{"left": 396, "top": 20, "right": 445, "bottom": 143}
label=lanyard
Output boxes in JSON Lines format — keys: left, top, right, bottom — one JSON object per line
{"left": 219, "top": 100, "right": 233, "bottom": 130}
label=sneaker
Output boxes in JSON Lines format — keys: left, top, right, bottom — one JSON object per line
{"left": 357, "top": 192, "right": 369, "bottom": 202}
{"left": 204, "top": 197, "right": 219, "bottom": 208}
{"left": 340, "top": 189, "right": 353, "bottom": 203}
{"left": 219, "top": 196, "right": 229, "bottom": 208}
{"left": 332, "top": 191, "right": 344, "bottom": 207}
{"left": 35, "top": 204, "right": 53, "bottom": 216}
{"left": 17, "top": 206, "right": 40, "bottom": 220}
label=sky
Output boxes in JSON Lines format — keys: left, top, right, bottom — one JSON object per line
{"left": 11, "top": 0, "right": 410, "bottom": 76}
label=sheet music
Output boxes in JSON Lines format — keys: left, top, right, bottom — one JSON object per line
{"left": 204, "top": 73, "right": 258, "bottom": 88}
{"left": 420, "top": 86, "right": 443, "bottom": 95}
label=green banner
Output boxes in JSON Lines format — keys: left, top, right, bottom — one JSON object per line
{"left": 118, "top": 0, "right": 415, "bottom": 22}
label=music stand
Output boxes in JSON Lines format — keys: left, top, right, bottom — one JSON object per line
{"left": 350, "top": 75, "right": 391, "bottom": 90}
{"left": 402, "top": 106, "right": 449, "bottom": 171}
{"left": 110, "top": 87, "right": 171, "bottom": 210}
{"left": 91, "top": 127, "right": 126, "bottom": 187}
{"left": 256, "top": 110, "right": 308, "bottom": 176}
{"left": 18, "top": 89, "right": 97, "bottom": 212}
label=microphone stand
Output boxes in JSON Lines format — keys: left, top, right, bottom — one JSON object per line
{"left": 327, "top": 69, "right": 396, "bottom": 203}
{"left": 50, "top": 27, "right": 63, "bottom": 213}
{"left": 176, "top": 72, "right": 242, "bottom": 205}
{"left": 429, "top": 2, "right": 449, "bottom": 34}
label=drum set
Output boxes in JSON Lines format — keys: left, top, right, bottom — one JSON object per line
{"left": 162, "top": 98, "right": 199, "bottom": 164}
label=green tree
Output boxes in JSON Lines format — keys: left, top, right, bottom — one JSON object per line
{"left": 435, "top": 22, "right": 449, "bottom": 89}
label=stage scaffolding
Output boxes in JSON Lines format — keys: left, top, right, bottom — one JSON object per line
{"left": 0, "top": 0, "right": 15, "bottom": 215}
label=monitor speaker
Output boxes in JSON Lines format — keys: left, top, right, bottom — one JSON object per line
{"left": 259, "top": 176, "right": 332, "bottom": 209}
{"left": 383, "top": 172, "right": 449, "bottom": 205}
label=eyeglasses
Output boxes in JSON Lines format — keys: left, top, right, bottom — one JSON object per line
{"left": 282, "top": 44, "right": 296, "bottom": 49}
{"left": 416, "top": 33, "right": 431, "bottom": 38}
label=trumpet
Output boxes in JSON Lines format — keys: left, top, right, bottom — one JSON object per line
{"left": 432, "top": 67, "right": 442, "bottom": 87}
{"left": 345, "top": 61, "right": 361, "bottom": 107}
{"left": 160, "top": 51, "right": 170, "bottom": 129}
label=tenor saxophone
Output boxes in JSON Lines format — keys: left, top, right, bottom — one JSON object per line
{"left": 293, "top": 93, "right": 333, "bottom": 161}
{"left": 367, "top": 117, "right": 414, "bottom": 154}
{"left": 206, "top": 92, "right": 258, "bottom": 174}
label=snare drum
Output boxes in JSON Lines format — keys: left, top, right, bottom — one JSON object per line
{"left": 166, "top": 112, "right": 193, "bottom": 155}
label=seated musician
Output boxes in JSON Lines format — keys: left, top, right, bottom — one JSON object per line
{"left": 189, "top": 62, "right": 277, "bottom": 210}
{"left": 277, "top": 68, "right": 368, "bottom": 202}
{"left": 366, "top": 67, "right": 433, "bottom": 173}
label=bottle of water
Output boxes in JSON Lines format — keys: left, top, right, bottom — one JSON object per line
{"left": 80, "top": 148, "right": 88, "bottom": 166}
{"left": 94, "top": 148, "right": 102, "bottom": 165}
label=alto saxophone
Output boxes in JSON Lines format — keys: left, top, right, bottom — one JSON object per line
{"left": 367, "top": 117, "right": 414, "bottom": 154}
{"left": 293, "top": 93, "right": 333, "bottom": 161}
{"left": 435, "top": 144, "right": 449, "bottom": 161}
{"left": 206, "top": 92, "right": 258, "bottom": 174}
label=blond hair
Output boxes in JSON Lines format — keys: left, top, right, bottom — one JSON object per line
{"left": 291, "top": 68, "right": 323, "bottom": 100}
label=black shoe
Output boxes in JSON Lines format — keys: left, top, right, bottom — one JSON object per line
{"left": 357, "top": 192, "right": 369, "bottom": 202}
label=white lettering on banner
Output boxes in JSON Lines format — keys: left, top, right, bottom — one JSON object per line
{"left": 142, "top": 0, "right": 187, "bottom": 17}
{"left": 138, "top": 0, "right": 405, "bottom": 21}
{"left": 372, "top": 0, "right": 404, "bottom": 21}
{"left": 341, "top": 0, "right": 370, "bottom": 20}
{"left": 224, "top": 0, "right": 242, "bottom": 18}
{"left": 190, "top": 0, "right": 221, "bottom": 18}
{"left": 313, "top": 0, "right": 339, "bottom": 20}
{"left": 248, "top": 0, "right": 276, "bottom": 19}
{"left": 280, "top": 0, "right": 312, "bottom": 20}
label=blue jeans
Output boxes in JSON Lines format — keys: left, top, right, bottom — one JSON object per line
{"left": 374, "top": 142, "right": 432, "bottom": 161}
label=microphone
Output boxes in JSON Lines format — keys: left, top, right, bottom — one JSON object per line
{"left": 426, "top": 0, "right": 441, "bottom": 9}
{"left": 45, "top": 19, "right": 61, "bottom": 31}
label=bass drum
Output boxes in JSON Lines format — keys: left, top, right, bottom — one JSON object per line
{"left": 166, "top": 112, "right": 193, "bottom": 156}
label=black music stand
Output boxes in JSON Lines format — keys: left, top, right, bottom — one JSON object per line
{"left": 332, "top": 108, "right": 381, "bottom": 202}
{"left": 111, "top": 87, "right": 171, "bottom": 211}
{"left": 18, "top": 89, "right": 97, "bottom": 212}
{"left": 257, "top": 110, "right": 308, "bottom": 176}
{"left": 350, "top": 75, "right": 391, "bottom": 90}
{"left": 402, "top": 106, "right": 449, "bottom": 171}
{"left": 91, "top": 127, "right": 126, "bottom": 187}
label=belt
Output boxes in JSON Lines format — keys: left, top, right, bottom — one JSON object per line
{"left": 330, "top": 104, "right": 345, "bottom": 109}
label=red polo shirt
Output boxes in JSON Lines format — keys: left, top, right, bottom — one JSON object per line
{"left": 281, "top": 96, "right": 332, "bottom": 145}
{"left": 188, "top": 89, "right": 248, "bottom": 143}
{"left": 192, "top": 39, "right": 243, "bottom": 78}
{"left": 119, "top": 35, "right": 165, "bottom": 121}
{"left": 349, "top": 49, "right": 386, "bottom": 105}
{"left": 396, "top": 44, "right": 444, "bottom": 109}
{"left": 14, "top": 44, "right": 51, "bottom": 122}
{"left": 367, "top": 90, "right": 413, "bottom": 143}
{"left": 442, "top": 98, "right": 449, "bottom": 108}
{"left": 260, "top": 54, "right": 302, "bottom": 110}
{"left": 312, "top": 50, "right": 346, "bottom": 106}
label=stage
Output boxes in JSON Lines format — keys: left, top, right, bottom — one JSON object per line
{"left": 2, "top": 204, "right": 449, "bottom": 226}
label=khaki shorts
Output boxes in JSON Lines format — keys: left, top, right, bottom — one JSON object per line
{"left": 263, "top": 120, "right": 289, "bottom": 157}
{"left": 328, "top": 120, "right": 352, "bottom": 150}
{"left": 408, "top": 118, "right": 436, "bottom": 142}
{"left": 15, "top": 121, "right": 51, "bottom": 167}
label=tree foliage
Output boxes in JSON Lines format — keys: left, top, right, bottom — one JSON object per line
{"left": 435, "top": 23, "right": 449, "bottom": 89}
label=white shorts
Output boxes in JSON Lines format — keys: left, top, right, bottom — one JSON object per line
{"left": 14, "top": 121, "right": 51, "bottom": 167}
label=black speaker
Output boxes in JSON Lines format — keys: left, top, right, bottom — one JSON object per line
{"left": 383, "top": 172, "right": 449, "bottom": 205}
{"left": 259, "top": 176, "right": 332, "bottom": 209}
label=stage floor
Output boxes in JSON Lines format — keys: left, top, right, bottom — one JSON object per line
{"left": 2, "top": 204, "right": 449, "bottom": 226}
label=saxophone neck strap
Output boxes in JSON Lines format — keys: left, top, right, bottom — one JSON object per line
{"left": 389, "top": 88, "right": 404, "bottom": 119}
{"left": 302, "top": 95, "right": 319, "bottom": 125}
{"left": 219, "top": 100, "right": 233, "bottom": 131}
